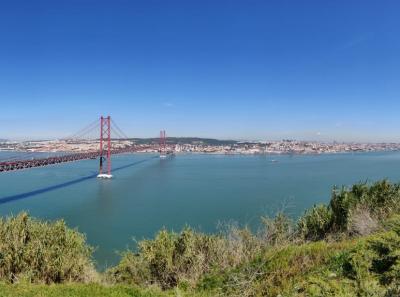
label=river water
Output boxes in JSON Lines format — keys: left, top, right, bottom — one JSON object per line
{"left": 1, "top": 151, "right": 400, "bottom": 268}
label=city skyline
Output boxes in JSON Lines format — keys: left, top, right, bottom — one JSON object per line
{"left": 1, "top": 1, "right": 400, "bottom": 141}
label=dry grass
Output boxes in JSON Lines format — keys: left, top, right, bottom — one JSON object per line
{"left": 347, "top": 204, "right": 379, "bottom": 236}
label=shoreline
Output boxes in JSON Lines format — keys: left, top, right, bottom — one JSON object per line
{"left": 1, "top": 148, "right": 400, "bottom": 156}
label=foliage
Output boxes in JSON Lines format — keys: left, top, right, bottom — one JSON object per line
{"left": 108, "top": 215, "right": 297, "bottom": 291}
{"left": 297, "top": 204, "right": 333, "bottom": 241}
{"left": 342, "top": 217, "right": 400, "bottom": 292}
{"left": 108, "top": 228, "right": 226, "bottom": 290}
{"left": 260, "top": 212, "right": 294, "bottom": 246}
{"left": 298, "top": 180, "right": 400, "bottom": 240}
{"left": 289, "top": 217, "right": 400, "bottom": 297}
{"left": 0, "top": 212, "right": 95, "bottom": 284}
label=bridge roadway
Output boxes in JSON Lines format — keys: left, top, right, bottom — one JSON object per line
{"left": 0, "top": 146, "right": 153, "bottom": 172}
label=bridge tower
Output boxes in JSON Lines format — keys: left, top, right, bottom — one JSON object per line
{"left": 159, "top": 130, "right": 166, "bottom": 158}
{"left": 98, "top": 116, "right": 113, "bottom": 178}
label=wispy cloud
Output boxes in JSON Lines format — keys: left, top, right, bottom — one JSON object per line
{"left": 336, "top": 33, "right": 373, "bottom": 51}
{"left": 163, "top": 102, "right": 174, "bottom": 107}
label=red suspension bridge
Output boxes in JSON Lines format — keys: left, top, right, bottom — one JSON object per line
{"left": 0, "top": 116, "right": 172, "bottom": 176}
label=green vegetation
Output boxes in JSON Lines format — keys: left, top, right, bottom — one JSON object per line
{"left": 298, "top": 180, "right": 400, "bottom": 240}
{"left": 2, "top": 179, "right": 400, "bottom": 296}
{"left": 0, "top": 283, "right": 170, "bottom": 297}
{"left": 0, "top": 213, "right": 95, "bottom": 284}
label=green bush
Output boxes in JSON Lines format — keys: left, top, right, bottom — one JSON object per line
{"left": 305, "top": 219, "right": 400, "bottom": 297}
{"left": 343, "top": 227, "right": 400, "bottom": 287}
{"left": 108, "top": 228, "right": 225, "bottom": 289}
{"left": 298, "top": 180, "right": 400, "bottom": 241}
{"left": 330, "top": 180, "right": 400, "bottom": 233}
{"left": 0, "top": 212, "right": 95, "bottom": 284}
{"left": 330, "top": 186, "right": 359, "bottom": 232}
{"left": 298, "top": 204, "right": 333, "bottom": 241}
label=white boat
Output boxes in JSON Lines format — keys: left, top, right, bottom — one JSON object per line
{"left": 97, "top": 174, "right": 113, "bottom": 179}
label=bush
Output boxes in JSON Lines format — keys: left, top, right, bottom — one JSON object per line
{"left": 298, "top": 204, "right": 333, "bottom": 241}
{"left": 330, "top": 180, "right": 400, "bottom": 233}
{"left": 323, "top": 219, "right": 400, "bottom": 296}
{"left": 109, "top": 214, "right": 298, "bottom": 290}
{"left": 108, "top": 228, "right": 226, "bottom": 289}
{"left": 347, "top": 203, "right": 378, "bottom": 236}
{"left": 260, "top": 212, "right": 294, "bottom": 246}
{"left": 298, "top": 180, "right": 400, "bottom": 241}
{"left": 362, "top": 217, "right": 400, "bottom": 286}
{"left": 330, "top": 186, "right": 359, "bottom": 232}
{"left": 0, "top": 212, "right": 95, "bottom": 284}
{"left": 218, "top": 222, "right": 261, "bottom": 266}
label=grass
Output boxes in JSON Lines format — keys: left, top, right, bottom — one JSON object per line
{"left": 0, "top": 283, "right": 216, "bottom": 297}
{"left": 0, "top": 283, "right": 167, "bottom": 297}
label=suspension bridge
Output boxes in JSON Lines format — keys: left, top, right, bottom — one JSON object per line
{"left": 0, "top": 116, "right": 172, "bottom": 177}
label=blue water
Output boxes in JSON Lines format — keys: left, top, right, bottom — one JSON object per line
{"left": 1, "top": 151, "right": 400, "bottom": 269}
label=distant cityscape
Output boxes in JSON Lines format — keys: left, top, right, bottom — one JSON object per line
{"left": 1, "top": 138, "right": 400, "bottom": 155}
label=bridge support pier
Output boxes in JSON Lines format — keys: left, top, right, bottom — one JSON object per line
{"left": 97, "top": 116, "right": 113, "bottom": 179}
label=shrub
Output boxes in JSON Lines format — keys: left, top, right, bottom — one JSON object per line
{"left": 108, "top": 228, "right": 226, "bottom": 289}
{"left": 297, "top": 204, "right": 333, "bottom": 241}
{"left": 109, "top": 223, "right": 269, "bottom": 290}
{"left": 336, "top": 220, "right": 400, "bottom": 295}
{"left": 347, "top": 203, "right": 378, "bottom": 236}
{"left": 260, "top": 212, "right": 294, "bottom": 246}
{"left": 218, "top": 222, "right": 261, "bottom": 267}
{"left": 0, "top": 212, "right": 95, "bottom": 284}
{"left": 330, "top": 186, "right": 359, "bottom": 232}
{"left": 330, "top": 180, "right": 400, "bottom": 233}
{"left": 298, "top": 180, "right": 400, "bottom": 241}
{"left": 363, "top": 180, "right": 400, "bottom": 214}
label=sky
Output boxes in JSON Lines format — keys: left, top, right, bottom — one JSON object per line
{"left": 0, "top": 0, "right": 399, "bottom": 141}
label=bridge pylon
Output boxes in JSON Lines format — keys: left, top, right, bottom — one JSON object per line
{"left": 98, "top": 116, "right": 113, "bottom": 179}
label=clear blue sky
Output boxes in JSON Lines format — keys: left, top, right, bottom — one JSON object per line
{"left": 1, "top": 0, "right": 399, "bottom": 141}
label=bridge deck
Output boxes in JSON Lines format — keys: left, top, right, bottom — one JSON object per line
{"left": 0, "top": 146, "right": 153, "bottom": 172}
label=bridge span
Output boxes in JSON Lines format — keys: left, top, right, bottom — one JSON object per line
{"left": 0, "top": 146, "right": 154, "bottom": 173}
{"left": 0, "top": 115, "right": 172, "bottom": 174}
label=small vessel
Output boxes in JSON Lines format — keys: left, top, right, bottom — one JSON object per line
{"left": 271, "top": 159, "right": 278, "bottom": 163}
{"left": 97, "top": 174, "right": 113, "bottom": 179}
